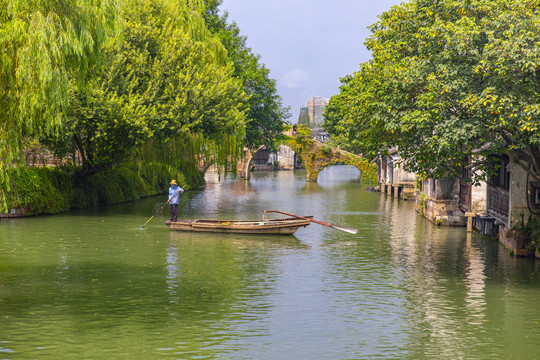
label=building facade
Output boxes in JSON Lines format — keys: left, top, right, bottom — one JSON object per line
{"left": 378, "top": 150, "right": 540, "bottom": 257}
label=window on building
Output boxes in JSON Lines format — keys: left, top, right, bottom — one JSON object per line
{"left": 530, "top": 182, "right": 540, "bottom": 209}
{"left": 488, "top": 155, "right": 510, "bottom": 190}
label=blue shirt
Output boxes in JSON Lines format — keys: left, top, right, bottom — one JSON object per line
{"left": 168, "top": 185, "right": 183, "bottom": 204}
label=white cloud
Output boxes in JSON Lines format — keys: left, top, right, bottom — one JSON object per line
{"left": 282, "top": 69, "right": 310, "bottom": 89}
{"left": 222, "top": 0, "right": 403, "bottom": 112}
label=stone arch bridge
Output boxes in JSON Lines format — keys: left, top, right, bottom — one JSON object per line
{"left": 236, "top": 141, "right": 377, "bottom": 183}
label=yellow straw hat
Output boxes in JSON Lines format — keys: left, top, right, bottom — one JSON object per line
{"left": 170, "top": 180, "right": 178, "bottom": 185}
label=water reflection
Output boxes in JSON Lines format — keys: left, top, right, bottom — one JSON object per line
{"left": 375, "top": 191, "right": 514, "bottom": 359}
{"left": 464, "top": 233, "right": 487, "bottom": 324}
{"left": 165, "top": 237, "right": 180, "bottom": 303}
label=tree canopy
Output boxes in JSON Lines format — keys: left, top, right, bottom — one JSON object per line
{"left": 1, "top": 0, "right": 293, "bottom": 211}
{"left": 41, "top": 0, "right": 247, "bottom": 173}
{"left": 0, "top": 0, "right": 122, "bottom": 183}
{"left": 326, "top": 0, "right": 540, "bottom": 182}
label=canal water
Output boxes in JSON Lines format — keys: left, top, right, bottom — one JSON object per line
{"left": 1, "top": 166, "right": 540, "bottom": 359}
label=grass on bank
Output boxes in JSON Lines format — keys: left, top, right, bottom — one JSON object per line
{"left": 2, "top": 162, "right": 204, "bottom": 216}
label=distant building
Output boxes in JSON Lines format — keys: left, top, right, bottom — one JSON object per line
{"left": 299, "top": 96, "right": 329, "bottom": 128}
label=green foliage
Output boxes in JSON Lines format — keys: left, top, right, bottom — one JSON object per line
{"left": 2, "top": 161, "right": 203, "bottom": 215}
{"left": 419, "top": 192, "right": 429, "bottom": 215}
{"left": 1, "top": 0, "right": 290, "bottom": 212}
{"left": 41, "top": 0, "right": 247, "bottom": 175}
{"left": 288, "top": 124, "right": 314, "bottom": 153}
{"left": 322, "top": 81, "right": 361, "bottom": 153}
{"left": 3, "top": 167, "right": 72, "bottom": 215}
{"left": 0, "top": 0, "right": 123, "bottom": 206}
{"left": 329, "top": 0, "right": 540, "bottom": 182}
{"left": 41, "top": 85, "right": 150, "bottom": 172}
{"left": 132, "top": 135, "right": 234, "bottom": 182}
{"left": 71, "top": 163, "right": 182, "bottom": 208}
{"left": 514, "top": 215, "right": 540, "bottom": 252}
{"left": 415, "top": 173, "right": 427, "bottom": 190}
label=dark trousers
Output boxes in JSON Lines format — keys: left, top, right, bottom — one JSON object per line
{"left": 169, "top": 204, "right": 178, "bottom": 222}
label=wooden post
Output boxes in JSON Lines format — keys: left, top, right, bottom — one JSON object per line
{"left": 465, "top": 212, "right": 475, "bottom": 232}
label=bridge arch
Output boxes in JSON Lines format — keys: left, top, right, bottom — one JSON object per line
{"left": 295, "top": 141, "right": 377, "bottom": 183}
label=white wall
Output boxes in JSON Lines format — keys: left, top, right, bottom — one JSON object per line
{"left": 507, "top": 162, "right": 533, "bottom": 228}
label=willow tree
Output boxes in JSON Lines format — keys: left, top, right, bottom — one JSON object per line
{"left": 0, "top": 0, "right": 122, "bottom": 203}
{"left": 327, "top": 0, "right": 540, "bottom": 182}
{"left": 41, "top": 0, "right": 248, "bottom": 174}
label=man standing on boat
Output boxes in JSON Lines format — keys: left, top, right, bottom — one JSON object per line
{"left": 168, "top": 180, "right": 184, "bottom": 222}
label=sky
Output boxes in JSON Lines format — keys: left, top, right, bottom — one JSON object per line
{"left": 219, "top": 0, "right": 405, "bottom": 121}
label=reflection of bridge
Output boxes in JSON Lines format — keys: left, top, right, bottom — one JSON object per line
{"left": 236, "top": 141, "right": 377, "bottom": 183}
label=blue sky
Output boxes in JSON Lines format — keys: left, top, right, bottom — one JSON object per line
{"left": 219, "top": 0, "right": 405, "bottom": 121}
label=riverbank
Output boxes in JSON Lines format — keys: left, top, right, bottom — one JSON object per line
{"left": 0, "top": 162, "right": 204, "bottom": 218}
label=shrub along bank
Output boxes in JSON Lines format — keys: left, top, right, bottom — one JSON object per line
{"left": 1, "top": 163, "right": 204, "bottom": 216}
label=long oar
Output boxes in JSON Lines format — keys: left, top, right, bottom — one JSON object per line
{"left": 139, "top": 187, "right": 184, "bottom": 229}
{"left": 263, "top": 210, "right": 358, "bottom": 234}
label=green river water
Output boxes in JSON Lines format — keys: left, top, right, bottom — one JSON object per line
{"left": 1, "top": 166, "right": 540, "bottom": 359}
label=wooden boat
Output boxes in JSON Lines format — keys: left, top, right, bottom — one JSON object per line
{"left": 166, "top": 216, "right": 312, "bottom": 235}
